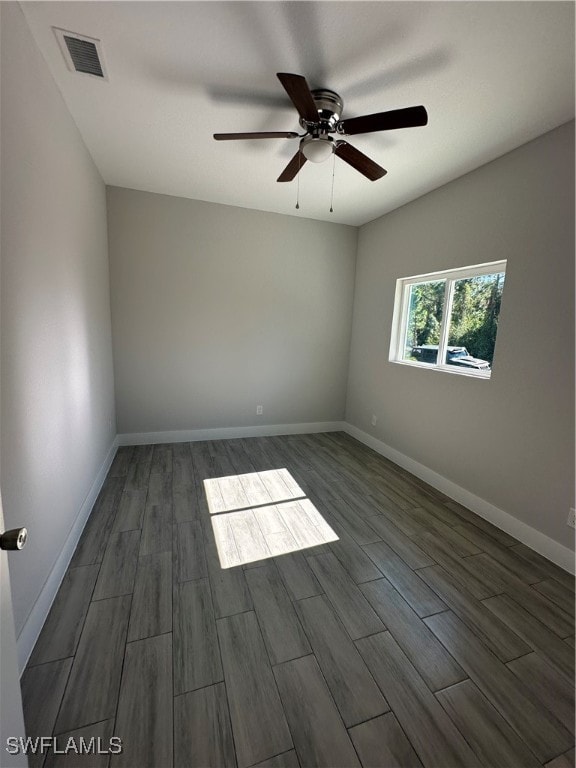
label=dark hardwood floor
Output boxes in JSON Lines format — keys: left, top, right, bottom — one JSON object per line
{"left": 22, "top": 432, "right": 575, "bottom": 767}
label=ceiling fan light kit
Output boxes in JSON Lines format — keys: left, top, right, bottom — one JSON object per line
{"left": 214, "top": 72, "right": 428, "bottom": 187}
{"left": 301, "top": 135, "right": 334, "bottom": 163}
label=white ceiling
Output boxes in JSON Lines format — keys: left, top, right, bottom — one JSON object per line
{"left": 22, "top": 1, "right": 575, "bottom": 226}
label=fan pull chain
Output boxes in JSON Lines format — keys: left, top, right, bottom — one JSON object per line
{"left": 295, "top": 152, "right": 301, "bottom": 210}
{"left": 329, "top": 152, "right": 336, "bottom": 213}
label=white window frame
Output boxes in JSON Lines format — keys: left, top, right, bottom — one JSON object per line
{"left": 389, "top": 260, "right": 507, "bottom": 379}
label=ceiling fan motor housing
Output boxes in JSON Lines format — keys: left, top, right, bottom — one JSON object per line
{"left": 299, "top": 88, "right": 344, "bottom": 131}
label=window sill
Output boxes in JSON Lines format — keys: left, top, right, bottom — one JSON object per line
{"left": 390, "top": 359, "right": 491, "bottom": 380}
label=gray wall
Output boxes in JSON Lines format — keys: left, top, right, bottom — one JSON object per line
{"left": 346, "top": 121, "right": 575, "bottom": 550}
{"left": 0, "top": 2, "right": 116, "bottom": 633}
{"left": 107, "top": 187, "right": 357, "bottom": 434}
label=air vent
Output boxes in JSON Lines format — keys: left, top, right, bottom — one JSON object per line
{"left": 53, "top": 28, "right": 108, "bottom": 80}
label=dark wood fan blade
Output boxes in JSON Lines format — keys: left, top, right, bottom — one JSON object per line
{"left": 334, "top": 141, "right": 387, "bottom": 181}
{"left": 214, "top": 132, "right": 299, "bottom": 140}
{"left": 277, "top": 73, "right": 318, "bottom": 123}
{"left": 338, "top": 106, "right": 428, "bottom": 135}
{"left": 277, "top": 150, "right": 307, "bottom": 182}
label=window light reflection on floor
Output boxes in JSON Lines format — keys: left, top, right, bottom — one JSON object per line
{"left": 203, "top": 469, "right": 338, "bottom": 568}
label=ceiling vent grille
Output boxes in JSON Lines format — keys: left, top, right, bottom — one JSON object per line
{"left": 53, "top": 28, "right": 107, "bottom": 80}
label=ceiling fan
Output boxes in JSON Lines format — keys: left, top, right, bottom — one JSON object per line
{"left": 214, "top": 73, "right": 428, "bottom": 182}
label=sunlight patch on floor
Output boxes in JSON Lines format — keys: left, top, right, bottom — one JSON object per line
{"left": 204, "top": 469, "right": 338, "bottom": 568}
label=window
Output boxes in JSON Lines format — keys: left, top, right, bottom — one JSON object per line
{"left": 389, "top": 261, "right": 506, "bottom": 379}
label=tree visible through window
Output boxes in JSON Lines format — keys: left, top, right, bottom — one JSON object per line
{"left": 390, "top": 262, "right": 507, "bottom": 378}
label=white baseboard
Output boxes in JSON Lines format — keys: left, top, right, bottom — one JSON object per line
{"left": 344, "top": 424, "right": 575, "bottom": 575}
{"left": 16, "top": 437, "right": 119, "bottom": 674}
{"left": 117, "top": 421, "right": 346, "bottom": 446}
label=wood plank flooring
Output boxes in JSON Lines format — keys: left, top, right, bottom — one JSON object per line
{"left": 23, "top": 432, "right": 575, "bottom": 767}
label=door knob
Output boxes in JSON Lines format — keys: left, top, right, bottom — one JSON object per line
{"left": 0, "top": 527, "right": 27, "bottom": 550}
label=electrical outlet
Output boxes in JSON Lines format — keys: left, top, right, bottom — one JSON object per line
{"left": 371, "top": 414, "right": 377, "bottom": 426}
{"left": 256, "top": 405, "right": 263, "bottom": 416}
{"left": 568, "top": 508, "right": 575, "bottom": 529}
